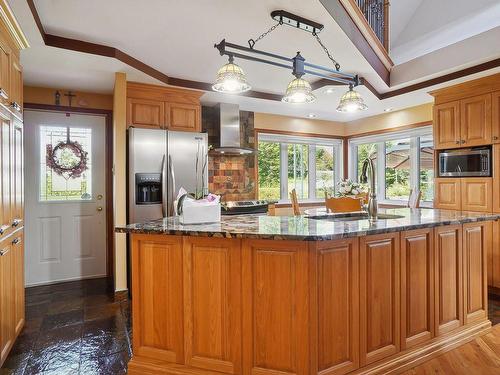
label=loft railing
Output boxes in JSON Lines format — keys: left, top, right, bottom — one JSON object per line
{"left": 354, "top": 0, "right": 389, "bottom": 50}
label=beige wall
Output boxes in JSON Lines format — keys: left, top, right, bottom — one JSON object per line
{"left": 112, "top": 73, "right": 127, "bottom": 292}
{"left": 24, "top": 86, "right": 113, "bottom": 110}
{"left": 345, "top": 103, "right": 433, "bottom": 136}
{"left": 254, "top": 112, "right": 346, "bottom": 136}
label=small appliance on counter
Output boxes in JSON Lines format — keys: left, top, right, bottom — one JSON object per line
{"left": 438, "top": 146, "right": 491, "bottom": 177}
{"left": 222, "top": 200, "right": 274, "bottom": 215}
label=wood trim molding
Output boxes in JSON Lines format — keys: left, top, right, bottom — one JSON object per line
{"left": 0, "top": 0, "right": 29, "bottom": 49}
{"left": 346, "top": 121, "right": 432, "bottom": 139}
{"left": 23, "top": 102, "right": 115, "bottom": 289}
{"left": 26, "top": 0, "right": 500, "bottom": 103}
{"left": 254, "top": 127, "right": 346, "bottom": 140}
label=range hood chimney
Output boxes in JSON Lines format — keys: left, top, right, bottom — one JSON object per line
{"left": 212, "top": 103, "right": 254, "bottom": 155}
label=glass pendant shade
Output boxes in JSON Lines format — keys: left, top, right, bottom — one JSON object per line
{"left": 282, "top": 77, "right": 316, "bottom": 103}
{"left": 212, "top": 61, "right": 251, "bottom": 93}
{"left": 336, "top": 87, "right": 368, "bottom": 112}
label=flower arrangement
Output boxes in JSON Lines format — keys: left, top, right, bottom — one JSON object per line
{"left": 336, "top": 179, "right": 366, "bottom": 197}
{"left": 46, "top": 140, "right": 88, "bottom": 179}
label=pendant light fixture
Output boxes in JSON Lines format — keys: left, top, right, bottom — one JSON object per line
{"left": 212, "top": 55, "right": 251, "bottom": 94}
{"left": 213, "top": 10, "right": 367, "bottom": 112}
{"left": 336, "top": 85, "right": 368, "bottom": 113}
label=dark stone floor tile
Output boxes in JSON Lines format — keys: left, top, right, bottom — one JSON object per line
{"left": 25, "top": 302, "right": 50, "bottom": 320}
{"left": 82, "top": 316, "right": 130, "bottom": 357}
{"left": 9, "top": 331, "right": 39, "bottom": 357}
{"left": 22, "top": 317, "right": 43, "bottom": 335}
{"left": 79, "top": 350, "right": 130, "bottom": 375}
{"left": 34, "top": 324, "right": 82, "bottom": 350}
{"left": 51, "top": 288, "right": 85, "bottom": 301}
{"left": 47, "top": 297, "right": 84, "bottom": 315}
{"left": 84, "top": 302, "right": 122, "bottom": 322}
{"left": 84, "top": 279, "right": 112, "bottom": 296}
{"left": 40, "top": 309, "right": 83, "bottom": 331}
{"left": 25, "top": 285, "right": 54, "bottom": 297}
{"left": 25, "top": 292, "right": 52, "bottom": 306}
{"left": 48, "top": 280, "right": 85, "bottom": 293}
{"left": 0, "top": 352, "right": 30, "bottom": 375}
{"left": 84, "top": 294, "right": 120, "bottom": 308}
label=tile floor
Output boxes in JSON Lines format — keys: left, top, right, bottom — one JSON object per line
{"left": 0, "top": 278, "right": 131, "bottom": 375}
{"left": 1, "top": 279, "right": 500, "bottom": 375}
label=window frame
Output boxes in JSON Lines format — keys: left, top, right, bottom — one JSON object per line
{"left": 257, "top": 132, "right": 344, "bottom": 202}
{"left": 348, "top": 126, "right": 433, "bottom": 207}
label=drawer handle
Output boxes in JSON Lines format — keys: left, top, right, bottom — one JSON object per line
{"left": 455, "top": 140, "right": 460, "bottom": 144}
{"left": 0, "top": 227, "right": 4, "bottom": 235}
{"left": 12, "top": 219, "right": 20, "bottom": 227}
{"left": 0, "top": 88, "right": 7, "bottom": 99}
{"left": 10, "top": 102, "right": 21, "bottom": 111}
{"left": 12, "top": 237, "right": 21, "bottom": 245}
{"left": 494, "top": 136, "right": 499, "bottom": 141}
{"left": 0, "top": 247, "right": 9, "bottom": 256}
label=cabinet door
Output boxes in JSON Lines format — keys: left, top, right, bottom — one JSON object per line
{"left": 434, "top": 178, "right": 461, "bottom": 210}
{"left": 0, "top": 114, "right": 11, "bottom": 238}
{"left": 493, "top": 145, "right": 500, "bottom": 213}
{"left": 242, "top": 239, "right": 310, "bottom": 375}
{"left": 492, "top": 220, "right": 500, "bottom": 288}
{"left": 400, "top": 228, "right": 435, "bottom": 350}
{"left": 434, "top": 225, "right": 463, "bottom": 336}
{"left": 166, "top": 103, "right": 201, "bottom": 132}
{"left": 492, "top": 91, "right": 500, "bottom": 143}
{"left": 360, "top": 232, "right": 400, "bottom": 366}
{"left": 460, "top": 94, "right": 492, "bottom": 147}
{"left": 12, "top": 230, "right": 23, "bottom": 336}
{"left": 131, "top": 235, "right": 184, "bottom": 363}
{"left": 127, "top": 98, "right": 165, "bottom": 129}
{"left": 0, "top": 41, "right": 10, "bottom": 102}
{"left": 316, "top": 239, "right": 359, "bottom": 375}
{"left": 11, "top": 120, "right": 22, "bottom": 227}
{"left": 461, "top": 178, "right": 492, "bottom": 213}
{"left": 462, "top": 221, "right": 490, "bottom": 324}
{"left": 433, "top": 101, "right": 460, "bottom": 149}
{"left": 9, "top": 54, "right": 22, "bottom": 114}
{"left": 183, "top": 237, "right": 241, "bottom": 374}
{"left": 0, "top": 240, "right": 14, "bottom": 365}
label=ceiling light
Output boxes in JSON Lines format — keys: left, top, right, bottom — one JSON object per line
{"left": 282, "top": 77, "right": 316, "bottom": 104}
{"left": 212, "top": 56, "right": 251, "bottom": 94}
{"left": 307, "top": 113, "right": 316, "bottom": 118}
{"left": 336, "top": 85, "right": 367, "bottom": 113}
{"left": 325, "top": 88, "right": 335, "bottom": 94}
{"left": 384, "top": 107, "right": 393, "bottom": 112}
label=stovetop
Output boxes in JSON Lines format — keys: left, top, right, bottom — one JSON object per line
{"left": 222, "top": 200, "right": 275, "bottom": 215}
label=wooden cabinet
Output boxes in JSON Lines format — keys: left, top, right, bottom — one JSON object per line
{"left": 316, "top": 239, "right": 360, "bottom": 375}
{"left": 0, "top": 111, "right": 10, "bottom": 238}
{"left": 183, "top": 237, "right": 241, "bottom": 374}
{"left": 434, "top": 178, "right": 461, "bottom": 210}
{"left": 360, "top": 232, "right": 400, "bottom": 365}
{"left": 493, "top": 145, "right": 500, "bottom": 213}
{"left": 434, "top": 101, "right": 460, "bottom": 149}
{"left": 462, "top": 221, "right": 490, "bottom": 324}
{"left": 434, "top": 225, "right": 463, "bottom": 336}
{"left": 493, "top": 91, "right": 500, "bottom": 143}
{"left": 12, "top": 230, "right": 23, "bottom": 336}
{"left": 0, "top": 238, "right": 13, "bottom": 364}
{"left": 435, "top": 177, "right": 492, "bottom": 212}
{"left": 241, "top": 239, "right": 310, "bottom": 375}
{"left": 127, "top": 83, "right": 202, "bottom": 132}
{"left": 11, "top": 119, "right": 22, "bottom": 227}
{"left": 167, "top": 103, "right": 201, "bottom": 132}
{"left": 0, "top": 39, "right": 10, "bottom": 104}
{"left": 131, "top": 235, "right": 184, "bottom": 363}
{"left": 127, "top": 98, "right": 165, "bottom": 129}
{"left": 400, "top": 228, "right": 435, "bottom": 350}
{"left": 491, "top": 220, "right": 500, "bottom": 288}
{"left": 9, "top": 54, "right": 22, "bottom": 114}
{"left": 460, "top": 94, "right": 492, "bottom": 147}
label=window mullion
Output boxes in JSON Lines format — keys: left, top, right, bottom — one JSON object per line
{"left": 410, "top": 137, "right": 420, "bottom": 193}
{"left": 377, "top": 142, "right": 385, "bottom": 200}
{"left": 280, "top": 143, "right": 288, "bottom": 200}
{"left": 309, "top": 145, "right": 316, "bottom": 199}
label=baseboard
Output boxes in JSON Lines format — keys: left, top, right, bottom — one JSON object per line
{"left": 25, "top": 274, "right": 107, "bottom": 288}
{"left": 127, "top": 320, "right": 492, "bottom": 375}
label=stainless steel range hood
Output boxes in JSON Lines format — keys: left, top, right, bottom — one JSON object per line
{"left": 212, "top": 103, "right": 254, "bottom": 155}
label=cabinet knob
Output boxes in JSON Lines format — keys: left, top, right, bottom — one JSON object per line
{"left": 494, "top": 136, "right": 499, "bottom": 141}
{"left": 455, "top": 140, "right": 460, "bottom": 144}
{"left": 12, "top": 219, "right": 20, "bottom": 227}
{"left": 12, "top": 237, "right": 20, "bottom": 245}
{"left": 10, "top": 102, "right": 21, "bottom": 111}
{"left": 461, "top": 140, "right": 466, "bottom": 144}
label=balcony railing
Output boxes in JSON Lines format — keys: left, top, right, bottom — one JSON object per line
{"left": 354, "top": 0, "right": 389, "bottom": 50}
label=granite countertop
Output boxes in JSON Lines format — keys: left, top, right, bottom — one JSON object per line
{"left": 115, "top": 208, "right": 500, "bottom": 241}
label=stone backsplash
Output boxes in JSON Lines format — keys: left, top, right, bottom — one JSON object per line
{"left": 202, "top": 106, "right": 257, "bottom": 201}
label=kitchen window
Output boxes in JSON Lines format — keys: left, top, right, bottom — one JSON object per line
{"left": 257, "top": 133, "right": 343, "bottom": 201}
{"left": 348, "top": 126, "right": 433, "bottom": 205}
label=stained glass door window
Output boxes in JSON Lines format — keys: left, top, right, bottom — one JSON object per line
{"left": 39, "top": 126, "right": 92, "bottom": 201}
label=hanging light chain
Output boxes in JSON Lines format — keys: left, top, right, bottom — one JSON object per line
{"left": 312, "top": 32, "right": 340, "bottom": 71}
{"left": 248, "top": 21, "right": 282, "bottom": 49}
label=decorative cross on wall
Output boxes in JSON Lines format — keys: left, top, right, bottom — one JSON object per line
{"left": 64, "top": 91, "right": 76, "bottom": 107}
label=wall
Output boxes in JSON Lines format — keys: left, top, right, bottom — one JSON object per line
{"left": 345, "top": 103, "right": 433, "bottom": 136}
{"left": 254, "top": 112, "right": 346, "bottom": 136}
{"left": 24, "top": 86, "right": 113, "bottom": 110}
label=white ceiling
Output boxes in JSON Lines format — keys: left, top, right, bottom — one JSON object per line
{"left": 7, "top": 0, "right": 500, "bottom": 122}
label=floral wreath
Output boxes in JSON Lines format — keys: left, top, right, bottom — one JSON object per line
{"left": 46, "top": 140, "right": 88, "bottom": 179}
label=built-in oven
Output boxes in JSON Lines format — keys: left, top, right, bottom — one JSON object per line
{"left": 438, "top": 147, "right": 491, "bottom": 177}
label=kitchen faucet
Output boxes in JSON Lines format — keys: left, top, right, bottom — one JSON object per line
{"left": 360, "top": 157, "right": 378, "bottom": 219}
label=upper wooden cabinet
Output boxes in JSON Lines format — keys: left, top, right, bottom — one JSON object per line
{"left": 493, "top": 145, "right": 500, "bottom": 213}
{"left": 0, "top": 40, "right": 10, "bottom": 105}
{"left": 460, "top": 94, "right": 491, "bottom": 147}
{"left": 434, "top": 102, "right": 460, "bottom": 149}
{"left": 493, "top": 91, "right": 500, "bottom": 143}
{"left": 127, "top": 82, "right": 202, "bottom": 132}
{"left": 9, "top": 54, "right": 22, "bottom": 114}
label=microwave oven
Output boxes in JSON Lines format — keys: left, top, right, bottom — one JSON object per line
{"left": 438, "top": 147, "right": 491, "bottom": 177}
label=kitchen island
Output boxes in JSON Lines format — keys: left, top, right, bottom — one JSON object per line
{"left": 116, "top": 208, "right": 498, "bottom": 375}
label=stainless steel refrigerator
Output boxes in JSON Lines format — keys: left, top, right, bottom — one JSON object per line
{"left": 128, "top": 128, "right": 208, "bottom": 223}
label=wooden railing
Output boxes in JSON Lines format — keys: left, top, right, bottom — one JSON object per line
{"left": 354, "top": 0, "right": 389, "bottom": 50}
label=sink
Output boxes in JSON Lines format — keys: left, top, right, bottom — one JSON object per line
{"left": 307, "top": 212, "right": 405, "bottom": 221}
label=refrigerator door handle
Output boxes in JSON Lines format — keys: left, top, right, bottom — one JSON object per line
{"left": 168, "top": 155, "right": 176, "bottom": 216}
{"left": 161, "top": 154, "right": 167, "bottom": 217}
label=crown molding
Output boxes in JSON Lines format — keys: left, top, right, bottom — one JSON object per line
{"left": 1, "top": 0, "right": 29, "bottom": 49}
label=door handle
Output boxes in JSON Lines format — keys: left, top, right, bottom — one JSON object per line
{"left": 97, "top": 194, "right": 103, "bottom": 200}
{"left": 97, "top": 206, "right": 103, "bottom": 212}
{"left": 161, "top": 154, "right": 167, "bottom": 217}
{"left": 168, "top": 155, "right": 176, "bottom": 216}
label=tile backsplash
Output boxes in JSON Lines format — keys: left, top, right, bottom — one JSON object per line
{"left": 203, "top": 106, "right": 257, "bottom": 201}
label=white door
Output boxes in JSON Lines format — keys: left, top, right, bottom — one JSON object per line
{"left": 24, "top": 110, "right": 107, "bottom": 286}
